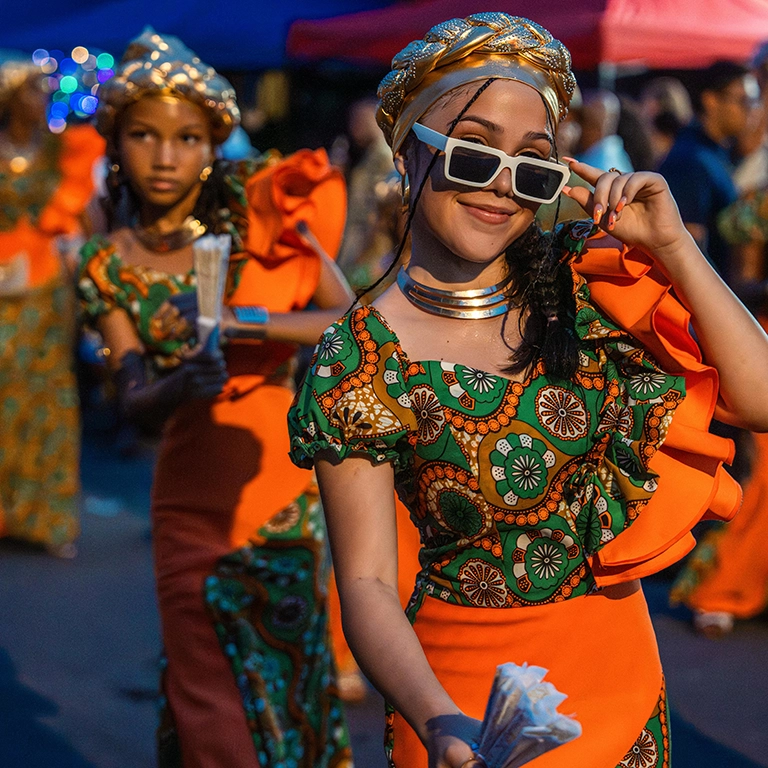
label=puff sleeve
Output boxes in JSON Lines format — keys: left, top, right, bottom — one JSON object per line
{"left": 288, "top": 306, "right": 417, "bottom": 473}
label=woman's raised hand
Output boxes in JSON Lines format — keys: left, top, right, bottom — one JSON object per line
{"left": 561, "top": 159, "right": 692, "bottom": 268}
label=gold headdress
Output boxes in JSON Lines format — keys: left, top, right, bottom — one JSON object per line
{"left": 96, "top": 28, "right": 240, "bottom": 145}
{"left": 377, "top": 13, "right": 576, "bottom": 153}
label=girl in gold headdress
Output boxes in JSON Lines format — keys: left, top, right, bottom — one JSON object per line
{"left": 0, "top": 54, "right": 104, "bottom": 556}
{"left": 77, "top": 29, "right": 353, "bottom": 768}
{"left": 288, "top": 13, "right": 768, "bottom": 768}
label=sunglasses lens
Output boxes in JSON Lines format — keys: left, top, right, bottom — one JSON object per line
{"left": 515, "top": 163, "right": 565, "bottom": 201}
{"left": 447, "top": 146, "right": 500, "bottom": 185}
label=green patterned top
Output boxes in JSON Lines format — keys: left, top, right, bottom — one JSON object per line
{"left": 77, "top": 158, "right": 269, "bottom": 371}
{"left": 289, "top": 224, "right": 686, "bottom": 609}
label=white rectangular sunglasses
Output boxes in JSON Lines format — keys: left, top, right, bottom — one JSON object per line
{"left": 412, "top": 122, "right": 569, "bottom": 205}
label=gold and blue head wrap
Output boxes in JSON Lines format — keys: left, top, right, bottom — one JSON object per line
{"left": 376, "top": 13, "right": 576, "bottom": 154}
{"left": 96, "top": 28, "right": 240, "bottom": 145}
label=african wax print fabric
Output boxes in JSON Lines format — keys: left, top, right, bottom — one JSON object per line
{"left": 289, "top": 240, "right": 686, "bottom": 610}
{"left": 0, "top": 278, "right": 79, "bottom": 546}
{"left": 78, "top": 150, "right": 351, "bottom": 767}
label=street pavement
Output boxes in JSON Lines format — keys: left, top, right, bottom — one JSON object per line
{"left": 0, "top": 433, "right": 766, "bottom": 767}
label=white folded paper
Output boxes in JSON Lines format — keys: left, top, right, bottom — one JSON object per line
{"left": 193, "top": 234, "right": 231, "bottom": 347}
{"left": 474, "top": 662, "right": 581, "bottom": 768}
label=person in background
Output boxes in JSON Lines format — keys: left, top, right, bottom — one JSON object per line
{"left": 659, "top": 61, "right": 758, "bottom": 280}
{"left": 733, "top": 42, "right": 768, "bottom": 195}
{"left": 333, "top": 96, "right": 398, "bottom": 290}
{"left": 78, "top": 29, "right": 353, "bottom": 767}
{"left": 616, "top": 95, "right": 655, "bottom": 171}
{"left": 0, "top": 53, "right": 104, "bottom": 558}
{"left": 639, "top": 76, "right": 693, "bottom": 167}
{"left": 575, "top": 89, "right": 634, "bottom": 173}
{"left": 671, "top": 169, "right": 768, "bottom": 636}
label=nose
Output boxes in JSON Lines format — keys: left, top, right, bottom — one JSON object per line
{"left": 488, "top": 166, "right": 514, "bottom": 197}
{"left": 153, "top": 139, "right": 176, "bottom": 168}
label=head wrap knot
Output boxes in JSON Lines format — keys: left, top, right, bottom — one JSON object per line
{"left": 376, "top": 13, "right": 576, "bottom": 153}
{"left": 96, "top": 27, "right": 240, "bottom": 145}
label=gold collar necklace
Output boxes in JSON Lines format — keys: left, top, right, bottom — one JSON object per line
{"left": 397, "top": 267, "right": 516, "bottom": 319}
{"left": 133, "top": 216, "right": 208, "bottom": 253}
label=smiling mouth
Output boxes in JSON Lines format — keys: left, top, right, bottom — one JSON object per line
{"left": 459, "top": 200, "right": 518, "bottom": 223}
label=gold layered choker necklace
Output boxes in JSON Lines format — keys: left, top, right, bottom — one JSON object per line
{"left": 397, "top": 267, "right": 516, "bottom": 319}
{"left": 133, "top": 216, "right": 207, "bottom": 253}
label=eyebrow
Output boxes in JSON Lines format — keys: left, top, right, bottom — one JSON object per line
{"left": 454, "top": 116, "right": 552, "bottom": 145}
{"left": 127, "top": 119, "right": 206, "bottom": 132}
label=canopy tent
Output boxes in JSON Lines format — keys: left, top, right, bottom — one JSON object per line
{"left": 0, "top": 0, "right": 395, "bottom": 69}
{"left": 287, "top": 0, "right": 768, "bottom": 70}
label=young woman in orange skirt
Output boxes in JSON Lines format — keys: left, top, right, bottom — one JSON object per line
{"left": 289, "top": 13, "right": 768, "bottom": 768}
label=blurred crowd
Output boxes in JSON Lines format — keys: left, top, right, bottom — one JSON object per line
{"left": 2, "top": 26, "right": 768, "bottom": 767}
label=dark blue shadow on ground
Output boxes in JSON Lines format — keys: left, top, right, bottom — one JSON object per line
{"left": 671, "top": 708, "right": 765, "bottom": 768}
{"left": 0, "top": 648, "right": 96, "bottom": 768}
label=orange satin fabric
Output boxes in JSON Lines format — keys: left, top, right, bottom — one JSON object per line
{"left": 150, "top": 149, "right": 346, "bottom": 767}
{"left": 0, "top": 125, "right": 104, "bottom": 287}
{"left": 683, "top": 428, "right": 768, "bottom": 618}
{"left": 572, "top": 234, "right": 742, "bottom": 586}
{"left": 392, "top": 586, "right": 662, "bottom": 768}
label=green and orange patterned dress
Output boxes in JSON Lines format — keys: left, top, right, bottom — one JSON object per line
{"left": 289, "top": 223, "right": 741, "bottom": 768}
{"left": 79, "top": 151, "right": 352, "bottom": 768}
{"left": 0, "top": 124, "right": 103, "bottom": 549}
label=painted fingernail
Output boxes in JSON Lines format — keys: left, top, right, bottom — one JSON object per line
{"left": 562, "top": 185, "right": 572, "bottom": 194}
{"left": 608, "top": 212, "right": 616, "bottom": 230}
{"left": 562, "top": 156, "right": 576, "bottom": 164}
{"left": 615, "top": 196, "right": 627, "bottom": 213}
{"left": 593, "top": 204, "right": 603, "bottom": 225}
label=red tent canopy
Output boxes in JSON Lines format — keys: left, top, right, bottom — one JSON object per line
{"left": 287, "top": 0, "right": 768, "bottom": 70}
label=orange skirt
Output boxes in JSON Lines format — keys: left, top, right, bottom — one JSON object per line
{"left": 392, "top": 583, "right": 665, "bottom": 768}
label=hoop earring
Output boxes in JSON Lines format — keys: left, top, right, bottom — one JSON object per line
{"left": 199, "top": 165, "right": 213, "bottom": 182}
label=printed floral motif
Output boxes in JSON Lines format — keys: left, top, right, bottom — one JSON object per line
{"left": 439, "top": 490, "right": 483, "bottom": 537}
{"left": 535, "top": 386, "right": 589, "bottom": 441}
{"left": 262, "top": 502, "right": 301, "bottom": 534}
{"left": 456, "top": 365, "right": 506, "bottom": 403}
{"left": 458, "top": 559, "right": 508, "bottom": 607}
{"left": 628, "top": 372, "right": 669, "bottom": 401}
{"left": 411, "top": 385, "right": 445, "bottom": 444}
{"left": 599, "top": 402, "right": 634, "bottom": 436}
{"left": 313, "top": 323, "right": 355, "bottom": 378}
{"left": 512, "top": 528, "right": 577, "bottom": 591}
{"left": 489, "top": 433, "right": 556, "bottom": 505}
{"left": 619, "top": 728, "right": 659, "bottom": 768}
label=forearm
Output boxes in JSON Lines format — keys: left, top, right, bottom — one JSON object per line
{"left": 228, "top": 308, "right": 348, "bottom": 346}
{"left": 653, "top": 232, "right": 768, "bottom": 429}
{"left": 339, "top": 576, "right": 460, "bottom": 743}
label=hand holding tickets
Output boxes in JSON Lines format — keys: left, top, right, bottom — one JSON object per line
{"left": 193, "top": 233, "right": 232, "bottom": 348}
{"left": 473, "top": 663, "right": 581, "bottom": 768}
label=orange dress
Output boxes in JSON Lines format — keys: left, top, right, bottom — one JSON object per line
{"left": 79, "top": 151, "right": 353, "bottom": 768}
{"left": 0, "top": 124, "right": 103, "bottom": 547}
{"left": 670, "top": 314, "right": 768, "bottom": 620}
{"left": 289, "top": 222, "right": 740, "bottom": 768}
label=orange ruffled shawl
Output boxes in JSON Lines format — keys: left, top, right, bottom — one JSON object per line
{"left": 572, "top": 231, "right": 742, "bottom": 586}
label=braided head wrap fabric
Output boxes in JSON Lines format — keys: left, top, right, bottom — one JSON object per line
{"left": 96, "top": 27, "right": 240, "bottom": 145}
{"left": 377, "top": 13, "right": 576, "bottom": 154}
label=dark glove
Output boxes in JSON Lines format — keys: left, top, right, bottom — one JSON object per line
{"left": 166, "top": 291, "right": 199, "bottom": 330}
{"left": 113, "top": 329, "right": 228, "bottom": 431}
